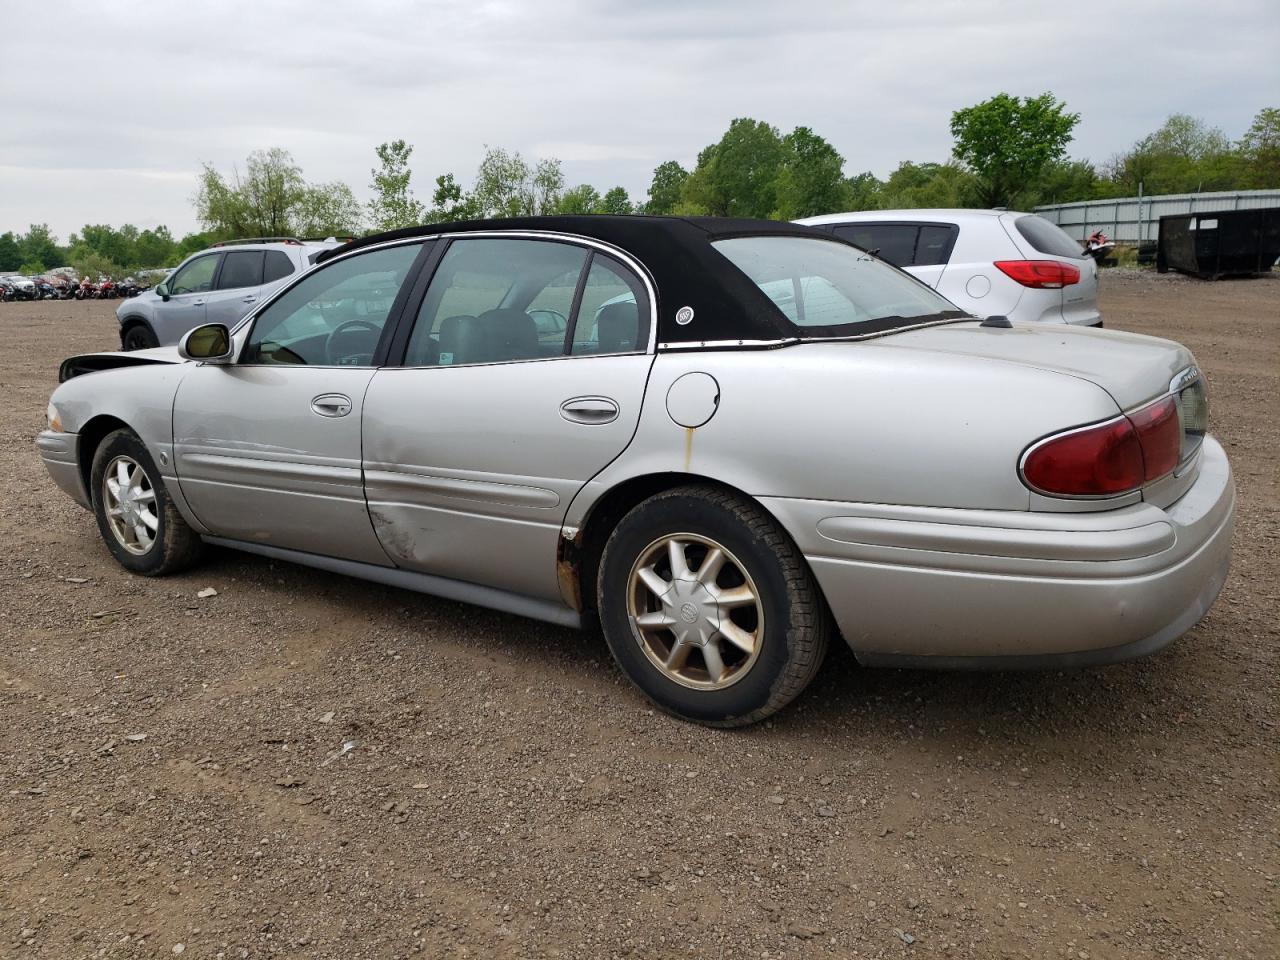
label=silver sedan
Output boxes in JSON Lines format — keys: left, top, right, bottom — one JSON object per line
{"left": 37, "top": 216, "right": 1234, "bottom": 726}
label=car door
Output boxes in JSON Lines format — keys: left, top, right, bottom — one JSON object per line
{"left": 159, "top": 252, "right": 221, "bottom": 333}
{"left": 362, "top": 236, "right": 655, "bottom": 603}
{"left": 172, "top": 240, "right": 428, "bottom": 564}
{"left": 203, "top": 249, "right": 264, "bottom": 327}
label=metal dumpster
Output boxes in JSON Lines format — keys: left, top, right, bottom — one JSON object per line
{"left": 1157, "top": 207, "right": 1280, "bottom": 279}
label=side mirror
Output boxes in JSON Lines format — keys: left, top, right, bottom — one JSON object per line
{"left": 156, "top": 281, "right": 170, "bottom": 301}
{"left": 178, "top": 323, "right": 233, "bottom": 363}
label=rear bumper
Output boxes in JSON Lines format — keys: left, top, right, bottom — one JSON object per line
{"left": 37, "top": 430, "right": 91, "bottom": 509}
{"left": 763, "top": 436, "right": 1234, "bottom": 667}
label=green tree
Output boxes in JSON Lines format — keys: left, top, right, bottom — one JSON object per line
{"left": 1238, "top": 107, "right": 1280, "bottom": 188}
{"left": 599, "top": 186, "right": 632, "bottom": 215}
{"left": 771, "top": 126, "right": 849, "bottom": 218}
{"left": 369, "top": 139, "right": 425, "bottom": 231}
{"left": 531, "top": 159, "right": 565, "bottom": 215}
{"left": 1103, "top": 113, "right": 1241, "bottom": 195}
{"left": 951, "top": 93, "right": 1080, "bottom": 207}
{"left": 0, "top": 232, "right": 21, "bottom": 271}
{"left": 471, "top": 146, "right": 531, "bottom": 218}
{"left": 644, "top": 161, "right": 688, "bottom": 214}
{"left": 194, "top": 148, "right": 359, "bottom": 238}
{"left": 17, "top": 224, "right": 64, "bottom": 271}
{"left": 555, "top": 184, "right": 602, "bottom": 214}
{"left": 874, "top": 162, "right": 977, "bottom": 209}
{"left": 680, "top": 118, "right": 786, "bottom": 218}
{"left": 297, "top": 182, "right": 363, "bottom": 237}
{"left": 135, "top": 226, "right": 177, "bottom": 268}
{"left": 425, "top": 173, "right": 476, "bottom": 223}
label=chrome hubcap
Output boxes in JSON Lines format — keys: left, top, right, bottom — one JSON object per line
{"left": 626, "top": 533, "right": 764, "bottom": 690}
{"left": 102, "top": 455, "right": 158, "bottom": 555}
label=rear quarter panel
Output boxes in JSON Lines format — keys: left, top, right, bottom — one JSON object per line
{"left": 567, "top": 341, "right": 1122, "bottom": 531}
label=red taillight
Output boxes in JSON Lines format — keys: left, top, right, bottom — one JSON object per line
{"left": 994, "top": 260, "right": 1081, "bottom": 289}
{"left": 1022, "top": 395, "right": 1186, "bottom": 497}
{"left": 1129, "top": 395, "right": 1181, "bottom": 481}
{"left": 1022, "top": 417, "right": 1145, "bottom": 496}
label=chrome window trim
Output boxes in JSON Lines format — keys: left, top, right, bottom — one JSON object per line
{"left": 657, "top": 315, "right": 972, "bottom": 351}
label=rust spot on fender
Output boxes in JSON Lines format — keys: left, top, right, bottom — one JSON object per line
{"left": 683, "top": 426, "right": 695, "bottom": 472}
{"left": 556, "top": 527, "right": 585, "bottom": 613}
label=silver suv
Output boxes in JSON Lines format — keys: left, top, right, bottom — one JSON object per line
{"left": 116, "top": 238, "right": 345, "bottom": 350}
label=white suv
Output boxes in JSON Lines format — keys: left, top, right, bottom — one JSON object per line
{"left": 796, "top": 209, "right": 1101, "bottom": 327}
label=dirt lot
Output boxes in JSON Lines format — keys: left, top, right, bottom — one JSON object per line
{"left": 1, "top": 273, "right": 1276, "bottom": 960}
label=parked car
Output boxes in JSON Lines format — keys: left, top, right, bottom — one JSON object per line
{"left": 3, "top": 275, "right": 38, "bottom": 300}
{"left": 797, "top": 209, "right": 1102, "bottom": 327}
{"left": 0, "top": 278, "right": 13, "bottom": 301}
{"left": 115, "top": 238, "right": 345, "bottom": 350}
{"left": 38, "top": 216, "right": 1233, "bottom": 727}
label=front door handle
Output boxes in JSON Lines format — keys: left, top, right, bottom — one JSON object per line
{"left": 192, "top": 299, "right": 206, "bottom": 306}
{"left": 311, "top": 394, "right": 353, "bottom": 418}
{"left": 560, "top": 396, "right": 619, "bottom": 425}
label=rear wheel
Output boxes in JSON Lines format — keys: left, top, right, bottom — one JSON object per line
{"left": 90, "top": 429, "right": 204, "bottom": 575}
{"left": 597, "top": 485, "right": 830, "bottom": 727}
{"left": 122, "top": 324, "right": 158, "bottom": 351}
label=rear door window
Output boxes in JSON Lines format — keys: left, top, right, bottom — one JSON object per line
{"left": 404, "top": 238, "right": 588, "bottom": 367}
{"left": 1014, "top": 215, "right": 1086, "bottom": 259}
{"left": 216, "top": 250, "right": 264, "bottom": 290}
{"left": 263, "top": 250, "right": 295, "bottom": 283}
{"left": 832, "top": 224, "right": 917, "bottom": 267}
{"left": 915, "top": 225, "right": 957, "bottom": 266}
{"left": 570, "top": 255, "right": 649, "bottom": 356}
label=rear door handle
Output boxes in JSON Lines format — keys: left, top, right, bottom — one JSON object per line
{"left": 311, "top": 394, "right": 353, "bottom": 418}
{"left": 242, "top": 295, "right": 257, "bottom": 303}
{"left": 192, "top": 299, "right": 206, "bottom": 306}
{"left": 560, "top": 396, "right": 619, "bottom": 424}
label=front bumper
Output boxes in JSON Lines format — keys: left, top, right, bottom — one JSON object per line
{"left": 37, "top": 430, "right": 90, "bottom": 509}
{"left": 764, "top": 435, "right": 1234, "bottom": 668}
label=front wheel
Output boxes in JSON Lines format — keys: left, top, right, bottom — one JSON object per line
{"left": 90, "top": 429, "right": 204, "bottom": 575}
{"left": 597, "top": 486, "right": 830, "bottom": 727}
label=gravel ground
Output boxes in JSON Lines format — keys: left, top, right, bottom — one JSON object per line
{"left": 1, "top": 273, "right": 1276, "bottom": 959}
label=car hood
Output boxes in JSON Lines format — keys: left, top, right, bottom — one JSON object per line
{"left": 876, "top": 320, "right": 1194, "bottom": 411}
{"left": 59, "top": 345, "right": 183, "bottom": 382}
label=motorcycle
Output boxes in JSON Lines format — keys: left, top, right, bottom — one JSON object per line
{"left": 1083, "top": 229, "right": 1116, "bottom": 265}
{"left": 117, "top": 276, "right": 141, "bottom": 298}
{"left": 74, "top": 277, "right": 98, "bottom": 300}
{"left": 96, "top": 277, "right": 117, "bottom": 299}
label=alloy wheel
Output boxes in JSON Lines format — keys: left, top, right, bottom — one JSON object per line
{"left": 101, "top": 455, "right": 159, "bottom": 555}
{"left": 625, "top": 533, "right": 765, "bottom": 690}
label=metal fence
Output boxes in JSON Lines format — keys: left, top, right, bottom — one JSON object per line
{"left": 1034, "top": 190, "right": 1280, "bottom": 244}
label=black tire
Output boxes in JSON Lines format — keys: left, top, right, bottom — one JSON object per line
{"left": 90, "top": 428, "right": 204, "bottom": 575}
{"left": 597, "top": 485, "right": 831, "bottom": 727}
{"left": 121, "top": 324, "right": 158, "bottom": 351}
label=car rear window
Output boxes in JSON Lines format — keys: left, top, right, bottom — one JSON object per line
{"left": 713, "top": 236, "right": 963, "bottom": 339}
{"left": 1014, "top": 215, "right": 1085, "bottom": 259}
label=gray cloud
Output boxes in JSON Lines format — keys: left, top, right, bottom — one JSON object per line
{"left": 1, "top": 0, "right": 1276, "bottom": 239}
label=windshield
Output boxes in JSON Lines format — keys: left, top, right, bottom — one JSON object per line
{"left": 713, "top": 235, "right": 964, "bottom": 338}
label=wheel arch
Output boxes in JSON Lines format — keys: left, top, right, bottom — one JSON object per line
{"left": 77, "top": 414, "right": 133, "bottom": 493}
{"left": 560, "top": 472, "right": 798, "bottom": 616}
{"left": 118, "top": 314, "right": 156, "bottom": 349}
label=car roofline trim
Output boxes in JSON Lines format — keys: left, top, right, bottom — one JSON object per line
{"left": 656, "top": 315, "right": 973, "bottom": 351}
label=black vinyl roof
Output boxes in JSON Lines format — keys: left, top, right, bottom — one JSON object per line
{"left": 319, "top": 215, "right": 844, "bottom": 344}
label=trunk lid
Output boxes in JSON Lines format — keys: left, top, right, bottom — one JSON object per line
{"left": 877, "top": 321, "right": 1194, "bottom": 411}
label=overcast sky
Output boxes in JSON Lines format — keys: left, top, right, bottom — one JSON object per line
{"left": 2, "top": 0, "right": 1276, "bottom": 241}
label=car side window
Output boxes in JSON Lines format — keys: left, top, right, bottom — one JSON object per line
{"left": 243, "top": 243, "right": 422, "bottom": 367}
{"left": 215, "top": 251, "right": 264, "bottom": 290}
{"left": 570, "top": 255, "right": 649, "bottom": 355}
{"left": 169, "top": 254, "right": 221, "bottom": 295}
{"left": 405, "top": 238, "right": 588, "bottom": 367}
{"left": 914, "top": 225, "right": 956, "bottom": 267}
{"left": 832, "top": 224, "right": 917, "bottom": 268}
{"left": 263, "top": 250, "right": 295, "bottom": 283}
